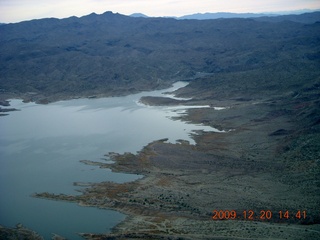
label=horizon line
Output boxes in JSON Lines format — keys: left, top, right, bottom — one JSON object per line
{"left": 1, "top": 8, "right": 319, "bottom": 24}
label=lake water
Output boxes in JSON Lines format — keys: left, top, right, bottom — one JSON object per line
{"left": 0, "top": 82, "right": 221, "bottom": 239}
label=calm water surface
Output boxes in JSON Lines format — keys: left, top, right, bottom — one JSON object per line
{"left": 0, "top": 82, "right": 220, "bottom": 239}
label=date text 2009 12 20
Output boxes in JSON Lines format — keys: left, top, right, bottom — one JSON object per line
{"left": 212, "top": 210, "right": 307, "bottom": 220}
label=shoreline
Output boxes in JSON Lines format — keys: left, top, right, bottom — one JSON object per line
{"left": 0, "top": 79, "right": 192, "bottom": 106}
{"left": 2, "top": 79, "right": 320, "bottom": 239}
{"left": 1, "top": 12, "right": 320, "bottom": 239}
{"left": 33, "top": 95, "right": 320, "bottom": 239}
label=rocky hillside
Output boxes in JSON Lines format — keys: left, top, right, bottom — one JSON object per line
{"left": 0, "top": 11, "right": 319, "bottom": 103}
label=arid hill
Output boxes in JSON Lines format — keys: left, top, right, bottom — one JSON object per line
{"left": 0, "top": 11, "right": 319, "bottom": 102}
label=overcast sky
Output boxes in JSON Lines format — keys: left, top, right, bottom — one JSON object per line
{"left": 0, "top": 0, "right": 319, "bottom": 23}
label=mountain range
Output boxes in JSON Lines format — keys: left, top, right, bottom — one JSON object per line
{"left": 129, "top": 10, "right": 320, "bottom": 23}
{"left": 177, "top": 12, "right": 277, "bottom": 20}
{"left": 0, "top": 11, "right": 319, "bottom": 103}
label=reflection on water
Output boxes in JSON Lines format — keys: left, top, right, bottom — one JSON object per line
{"left": 0, "top": 82, "right": 220, "bottom": 239}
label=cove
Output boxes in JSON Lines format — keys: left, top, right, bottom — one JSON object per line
{"left": 0, "top": 82, "right": 220, "bottom": 239}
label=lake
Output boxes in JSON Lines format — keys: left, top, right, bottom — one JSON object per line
{"left": 0, "top": 82, "right": 221, "bottom": 239}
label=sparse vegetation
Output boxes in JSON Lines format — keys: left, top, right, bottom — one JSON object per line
{"left": 1, "top": 11, "right": 320, "bottom": 240}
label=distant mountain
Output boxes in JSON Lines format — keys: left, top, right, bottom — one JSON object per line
{"left": 178, "top": 12, "right": 277, "bottom": 20}
{"left": 254, "top": 11, "right": 320, "bottom": 23}
{"left": 130, "top": 13, "right": 148, "bottom": 18}
{"left": 178, "top": 11, "right": 320, "bottom": 24}
{"left": 264, "top": 9, "right": 320, "bottom": 15}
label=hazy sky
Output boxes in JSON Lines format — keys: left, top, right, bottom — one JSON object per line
{"left": 0, "top": 0, "right": 319, "bottom": 23}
